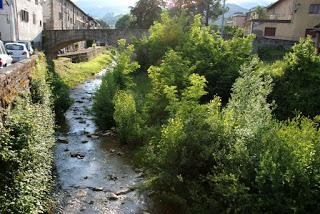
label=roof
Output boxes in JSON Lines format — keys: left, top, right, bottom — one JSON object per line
{"left": 233, "top": 13, "right": 246, "bottom": 17}
{"left": 251, "top": 19, "right": 291, "bottom": 23}
{"left": 66, "top": 0, "right": 92, "bottom": 19}
{"left": 267, "top": 0, "right": 285, "bottom": 10}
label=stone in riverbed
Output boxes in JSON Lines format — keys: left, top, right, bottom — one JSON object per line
{"left": 57, "top": 136, "right": 68, "bottom": 144}
{"left": 102, "top": 131, "right": 112, "bottom": 136}
{"left": 108, "top": 174, "right": 118, "bottom": 181}
{"left": 90, "top": 187, "right": 104, "bottom": 192}
{"left": 115, "top": 188, "right": 134, "bottom": 196}
{"left": 108, "top": 193, "right": 119, "bottom": 201}
{"left": 117, "top": 152, "right": 124, "bottom": 156}
{"left": 91, "top": 135, "right": 99, "bottom": 139}
{"left": 70, "top": 152, "right": 85, "bottom": 159}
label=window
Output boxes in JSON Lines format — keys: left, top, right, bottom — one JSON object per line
{"left": 309, "top": 4, "right": 320, "bottom": 14}
{"left": 40, "top": 20, "right": 42, "bottom": 27}
{"left": 59, "top": 12, "right": 62, "bottom": 20}
{"left": 264, "top": 27, "right": 276, "bottom": 36}
{"left": 5, "top": 44, "right": 24, "bottom": 51}
{"left": 35, "top": 0, "right": 38, "bottom": 5}
{"left": 306, "top": 29, "right": 316, "bottom": 38}
{"left": 33, "top": 14, "right": 36, "bottom": 24}
{"left": 21, "top": 10, "right": 29, "bottom": 22}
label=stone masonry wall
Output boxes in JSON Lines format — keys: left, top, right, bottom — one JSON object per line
{"left": 0, "top": 56, "right": 38, "bottom": 115}
{"left": 253, "top": 37, "right": 297, "bottom": 52}
{"left": 57, "top": 47, "right": 105, "bottom": 63}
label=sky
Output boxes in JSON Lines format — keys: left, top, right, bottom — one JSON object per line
{"left": 72, "top": 0, "right": 277, "bottom": 9}
{"left": 71, "top": 0, "right": 278, "bottom": 18}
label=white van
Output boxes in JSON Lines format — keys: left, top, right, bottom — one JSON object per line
{"left": 5, "top": 43, "right": 30, "bottom": 62}
{"left": 0, "top": 40, "right": 13, "bottom": 69}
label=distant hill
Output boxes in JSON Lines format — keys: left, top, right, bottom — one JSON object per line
{"left": 239, "top": 0, "right": 272, "bottom": 9}
{"left": 215, "top": 3, "right": 248, "bottom": 25}
{"left": 102, "top": 13, "right": 124, "bottom": 28}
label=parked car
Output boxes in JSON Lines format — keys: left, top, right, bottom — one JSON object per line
{"left": 17, "top": 41, "right": 34, "bottom": 55}
{"left": 0, "top": 40, "right": 13, "bottom": 69}
{"left": 5, "top": 43, "right": 30, "bottom": 63}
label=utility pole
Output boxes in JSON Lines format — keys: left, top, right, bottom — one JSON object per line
{"left": 221, "top": 0, "right": 226, "bottom": 38}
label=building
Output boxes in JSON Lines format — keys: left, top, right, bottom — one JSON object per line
{"left": 231, "top": 13, "right": 247, "bottom": 28}
{"left": 0, "top": 0, "right": 44, "bottom": 48}
{"left": 43, "top": 0, "right": 100, "bottom": 52}
{"left": 245, "top": 0, "right": 320, "bottom": 50}
{"left": 43, "top": 0, "right": 100, "bottom": 30}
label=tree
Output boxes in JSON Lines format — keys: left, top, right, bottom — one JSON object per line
{"left": 254, "top": 6, "right": 267, "bottom": 19}
{"left": 130, "top": 0, "right": 165, "bottom": 28}
{"left": 115, "top": 14, "right": 135, "bottom": 29}
{"left": 169, "top": 0, "right": 223, "bottom": 25}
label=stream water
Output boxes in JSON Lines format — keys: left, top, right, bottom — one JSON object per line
{"left": 53, "top": 68, "right": 151, "bottom": 214}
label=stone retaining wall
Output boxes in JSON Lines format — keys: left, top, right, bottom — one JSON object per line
{"left": 58, "top": 47, "right": 105, "bottom": 63}
{"left": 253, "top": 37, "right": 297, "bottom": 52}
{"left": 0, "top": 56, "right": 38, "bottom": 114}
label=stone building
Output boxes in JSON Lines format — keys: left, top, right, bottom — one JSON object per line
{"left": 43, "top": 0, "right": 100, "bottom": 52}
{"left": 231, "top": 13, "right": 247, "bottom": 28}
{"left": 43, "top": 0, "right": 99, "bottom": 30}
{"left": 0, "top": 0, "right": 44, "bottom": 48}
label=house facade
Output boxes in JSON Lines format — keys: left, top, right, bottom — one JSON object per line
{"left": 43, "top": 0, "right": 100, "bottom": 30}
{"left": 245, "top": 0, "right": 320, "bottom": 50}
{"left": 0, "top": 0, "right": 44, "bottom": 48}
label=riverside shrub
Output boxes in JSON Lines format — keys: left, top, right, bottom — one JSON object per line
{"left": 93, "top": 40, "right": 140, "bottom": 130}
{"left": 140, "top": 58, "right": 320, "bottom": 213}
{"left": 114, "top": 91, "right": 141, "bottom": 144}
{"left": 271, "top": 38, "right": 320, "bottom": 119}
{"left": 181, "top": 15, "right": 254, "bottom": 103}
{"left": 0, "top": 56, "right": 55, "bottom": 213}
{"left": 134, "top": 12, "right": 188, "bottom": 69}
{"left": 135, "top": 14, "right": 254, "bottom": 103}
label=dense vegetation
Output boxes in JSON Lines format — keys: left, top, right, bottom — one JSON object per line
{"left": 116, "top": 0, "right": 223, "bottom": 29}
{"left": 94, "top": 13, "right": 320, "bottom": 213}
{"left": 0, "top": 55, "right": 55, "bottom": 213}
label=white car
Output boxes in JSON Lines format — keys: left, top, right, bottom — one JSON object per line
{"left": 0, "top": 40, "right": 13, "bottom": 68}
{"left": 18, "top": 41, "right": 34, "bottom": 55}
{"left": 5, "top": 43, "right": 30, "bottom": 62}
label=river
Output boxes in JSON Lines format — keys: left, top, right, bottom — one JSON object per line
{"left": 53, "top": 68, "right": 151, "bottom": 214}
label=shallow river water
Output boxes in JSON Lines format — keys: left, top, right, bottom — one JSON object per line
{"left": 53, "top": 69, "right": 151, "bottom": 214}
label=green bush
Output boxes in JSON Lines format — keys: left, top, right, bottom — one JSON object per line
{"left": 104, "top": 12, "right": 320, "bottom": 213}
{"left": 135, "top": 14, "right": 254, "bottom": 103}
{"left": 93, "top": 40, "right": 140, "bottom": 130}
{"left": 140, "top": 58, "right": 320, "bottom": 213}
{"left": 181, "top": 15, "right": 254, "bottom": 103}
{"left": 257, "top": 45, "right": 288, "bottom": 62}
{"left": 46, "top": 59, "right": 72, "bottom": 117}
{"left": 271, "top": 38, "right": 320, "bottom": 119}
{"left": 0, "top": 57, "right": 55, "bottom": 213}
{"left": 143, "top": 50, "right": 195, "bottom": 126}
{"left": 133, "top": 12, "right": 189, "bottom": 69}
{"left": 114, "top": 91, "right": 142, "bottom": 144}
